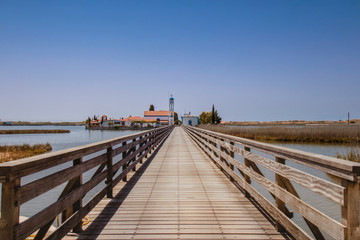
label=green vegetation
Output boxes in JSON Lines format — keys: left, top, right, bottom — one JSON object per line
{"left": 199, "top": 124, "right": 360, "bottom": 143}
{"left": 174, "top": 112, "right": 181, "bottom": 125}
{"left": 0, "top": 143, "right": 52, "bottom": 163}
{"left": 0, "top": 129, "right": 70, "bottom": 134}
{"left": 200, "top": 104, "right": 222, "bottom": 124}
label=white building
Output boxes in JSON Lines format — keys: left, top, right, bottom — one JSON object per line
{"left": 181, "top": 114, "right": 199, "bottom": 126}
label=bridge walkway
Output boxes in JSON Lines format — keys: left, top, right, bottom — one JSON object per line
{"left": 64, "top": 127, "right": 286, "bottom": 240}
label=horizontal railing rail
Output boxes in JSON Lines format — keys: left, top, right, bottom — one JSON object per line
{"left": 183, "top": 125, "right": 360, "bottom": 240}
{"left": 0, "top": 126, "right": 173, "bottom": 240}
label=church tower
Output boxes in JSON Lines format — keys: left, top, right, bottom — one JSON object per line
{"left": 169, "top": 95, "right": 174, "bottom": 125}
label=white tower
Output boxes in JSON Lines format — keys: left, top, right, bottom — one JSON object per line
{"left": 169, "top": 95, "right": 174, "bottom": 125}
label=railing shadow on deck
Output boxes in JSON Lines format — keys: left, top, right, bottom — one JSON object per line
{"left": 74, "top": 131, "right": 170, "bottom": 239}
{"left": 183, "top": 125, "right": 360, "bottom": 240}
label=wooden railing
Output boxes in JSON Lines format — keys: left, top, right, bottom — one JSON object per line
{"left": 0, "top": 126, "right": 173, "bottom": 240}
{"left": 184, "top": 125, "right": 360, "bottom": 240}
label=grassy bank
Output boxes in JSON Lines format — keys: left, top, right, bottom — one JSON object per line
{"left": 199, "top": 124, "right": 360, "bottom": 143}
{"left": 0, "top": 143, "right": 52, "bottom": 163}
{"left": 0, "top": 129, "right": 70, "bottom": 134}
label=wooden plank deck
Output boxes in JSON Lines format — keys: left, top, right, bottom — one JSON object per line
{"left": 64, "top": 127, "right": 287, "bottom": 240}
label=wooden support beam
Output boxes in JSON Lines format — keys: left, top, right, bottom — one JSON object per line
{"left": 243, "top": 147, "right": 251, "bottom": 197}
{"left": 122, "top": 141, "right": 128, "bottom": 182}
{"left": 106, "top": 147, "right": 113, "bottom": 198}
{"left": 275, "top": 157, "right": 287, "bottom": 232}
{"left": 276, "top": 158, "right": 325, "bottom": 240}
{"left": 0, "top": 178, "right": 20, "bottom": 240}
{"left": 342, "top": 180, "right": 360, "bottom": 240}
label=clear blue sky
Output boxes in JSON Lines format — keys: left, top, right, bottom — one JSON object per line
{"left": 1, "top": 1, "right": 359, "bottom": 122}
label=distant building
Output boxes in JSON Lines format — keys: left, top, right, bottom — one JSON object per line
{"left": 144, "top": 95, "right": 175, "bottom": 126}
{"left": 181, "top": 114, "right": 199, "bottom": 127}
{"left": 2, "top": 121, "right": 13, "bottom": 126}
{"left": 102, "top": 119, "right": 125, "bottom": 127}
{"left": 144, "top": 110, "right": 169, "bottom": 125}
{"left": 123, "top": 116, "right": 144, "bottom": 126}
{"left": 90, "top": 120, "right": 101, "bottom": 127}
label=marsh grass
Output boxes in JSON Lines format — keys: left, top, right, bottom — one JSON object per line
{"left": 199, "top": 124, "right": 360, "bottom": 143}
{"left": 336, "top": 146, "right": 360, "bottom": 162}
{"left": 0, "top": 129, "right": 70, "bottom": 134}
{"left": 0, "top": 143, "right": 52, "bottom": 163}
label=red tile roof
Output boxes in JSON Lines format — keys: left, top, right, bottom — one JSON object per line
{"left": 123, "top": 116, "right": 143, "bottom": 121}
{"left": 144, "top": 111, "right": 169, "bottom": 116}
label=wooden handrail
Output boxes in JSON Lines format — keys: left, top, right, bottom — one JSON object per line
{"left": 0, "top": 126, "right": 173, "bottom": 240}
{"left": 186, "top": 126, "right": 360, "bottom": 181}
{"left": 184, "top": 125, "right": 360, "bottom": 240}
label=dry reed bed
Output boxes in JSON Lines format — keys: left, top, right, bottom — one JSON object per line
{"left": 0, "top": 143, "right": 52, "bottom": 163}
{"left": 199, "top": 124, "right": 360, "bottom": 143}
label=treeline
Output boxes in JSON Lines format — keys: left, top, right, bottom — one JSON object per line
{"left": 199, "top": 105, "right": 222, "bottom": 124}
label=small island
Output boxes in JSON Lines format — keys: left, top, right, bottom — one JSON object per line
{"left": 0, "top": 129, "right": 70, "bottom": 134}
{"left": 0, "top": 143, "right": 52, "bottom": 163}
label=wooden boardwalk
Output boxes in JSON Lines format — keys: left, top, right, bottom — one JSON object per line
{"left": 64, "top": 127, "right": 286, "bottom": 240}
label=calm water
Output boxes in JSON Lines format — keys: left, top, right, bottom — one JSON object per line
{"left": 0, "top": 126, "right": 353, "bottom": 238}
{"left": 0, "top": 125, "right": 144, "bottom": 220}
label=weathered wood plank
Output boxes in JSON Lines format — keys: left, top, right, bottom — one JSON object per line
{"left": 0, "top": 127, "right": 168, "bottom": 181}
{"left": 189, "top": 129, "right": 346, "bottom": 240}
{"left": 190, "top": 126, "right": 360, "bottom": 180}
{"left": 186, "top": 129, "right": 311, "bottom": 240}
{"left": 192, "top": 127, "right": 345, "bottom": 205}
{"left": 19, "top": 153, "right": 107, "bottom": 205}
{"left": 68, "top": 127, "right": 285, "bottom": 240}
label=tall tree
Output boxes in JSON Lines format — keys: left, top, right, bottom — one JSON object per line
{"left": 149, "top": 104, "right": 155, "bottom": 111}
{"left": 174, "top": 112, "right": 179, "bottom": 124}
{"left": 214, "top": 110, "right": 222, "bottom": 124}
{"left": 211, "top": 104, "right": 215, "bottom": 124}
{"left": 200, "top": 111, "right": 212, "bottom": 124}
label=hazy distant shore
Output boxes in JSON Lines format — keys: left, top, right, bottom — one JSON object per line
{"left": 0, "top": 129, "right": 70, "bottom": 134}
{"left": 1, "top": 121, "right": 84, "bottom": 126}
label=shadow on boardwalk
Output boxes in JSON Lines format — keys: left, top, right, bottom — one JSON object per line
{"left": 75, "top": 136, "right": 167, "bottom": 239}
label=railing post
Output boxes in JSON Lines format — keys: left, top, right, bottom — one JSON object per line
{"left": 107, "top": 147, "right": 113, "bottom": 198}
{"left": 244, "top": 147, "right": 251, "bottom": 197}
{"left": 131, "top": 138, "right": 137, "bottom": 171}
{"left": 61, "top": 157, "right": 83, "bottom": 232}
{"left": 342, "top": 180, "right": 360, "bottom": 240}
{"left": 139, "top": 135, "right": 144, "bottom": 164}
{"left": 122, "top": 141, "right": 128, "bottom": 182}
{"left": 0, "top": 178, "right": 20, "bottom": 240}
{"left": 73, "top": 158, "right": 83, "bottom": 233}
{"left": 275, "top": 157, "right": 286, "bottom": 232}
{"left": 230, "top": 142, "right": 235, "bottom": 171}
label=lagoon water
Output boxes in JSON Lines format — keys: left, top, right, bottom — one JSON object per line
{"left": 0, "top": 126, "right": 144, "bottom": 221}
{"left": 0, "top": 125, "right": 353, "bottom": 238}
{"left": 0, "top": 125, "right": 143, "bottom": 151}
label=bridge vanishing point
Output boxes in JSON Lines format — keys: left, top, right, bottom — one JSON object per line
{"left": 0, "top": 126, "right": 360, "bottom": 240}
